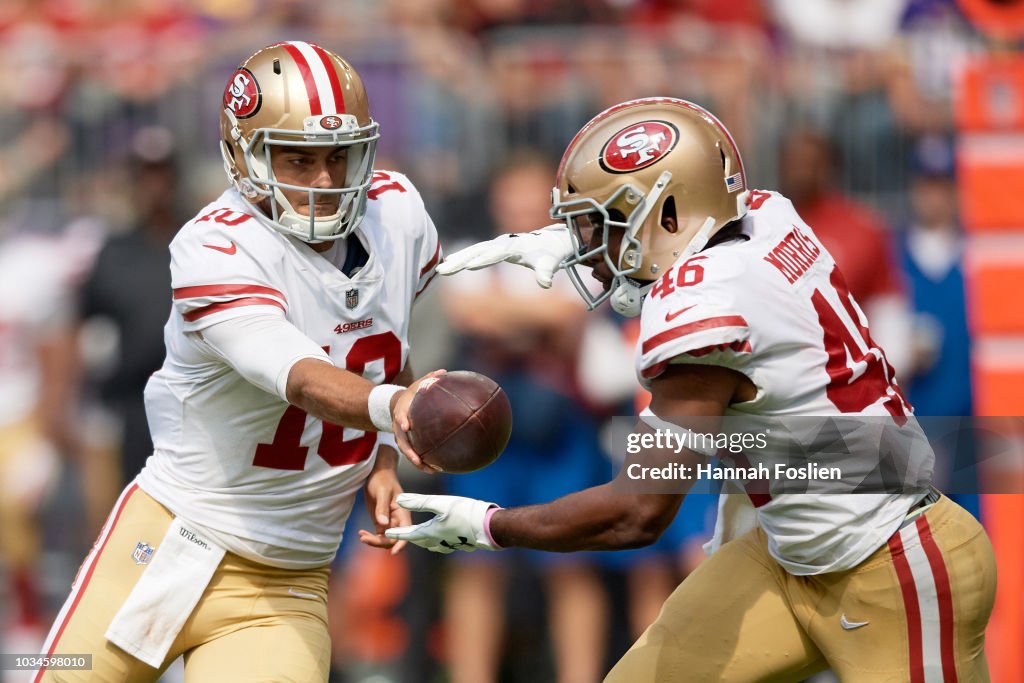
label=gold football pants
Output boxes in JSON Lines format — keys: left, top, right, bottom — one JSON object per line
{"left": 35, "top": 484, "right": 331, "bottom": 683}
{"left": 605, "top": 494, "right": 996, "bottom": 682}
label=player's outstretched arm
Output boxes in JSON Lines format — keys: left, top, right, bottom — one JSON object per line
{"left": 496, "top": 485, "right": 685, "bottom": 551}
{"left": 199, "top": 314, "right": 442, "bottom": 471}
{"left": 436, "top": 224, "right": 574, "bottom": 288}
{"left": 384, "top": 485, "right": 684, "bottom": 553}
{"left": 285, "top": 358, "right": 444, "bottom": 472}
{"left": 387, "top": 364, "right": 750, "bottom": 553}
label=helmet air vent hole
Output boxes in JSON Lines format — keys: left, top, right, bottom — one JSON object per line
{"left": 273, "top": 59, "right": 281, "bottom": 75}
{"left": 662, "top": 196, "right": 678, "bottom": 233}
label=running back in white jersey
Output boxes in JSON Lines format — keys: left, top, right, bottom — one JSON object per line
{"left": 635, "top": 190, "right": 928, "bottom": 574}
{"left": 138, "top": 171, "right": 440, "bottom": 569}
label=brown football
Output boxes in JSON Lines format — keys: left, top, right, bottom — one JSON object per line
{"left": 407, "top": 371, "right": 513, "bottom": 473}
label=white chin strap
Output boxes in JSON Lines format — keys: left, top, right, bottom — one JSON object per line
{"left": 610, "top": 280, "right": 647, "bottom": 317}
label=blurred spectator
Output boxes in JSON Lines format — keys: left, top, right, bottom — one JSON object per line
{"left": 771, "top": 0, "right": 909, "bottom": 50}
{"left": 897, "top": 135, "right": 980, "bottom": 518}
{"left": 77, "top": 128, "right": 182, "bottom": 486}
{"left": 628, "top": 0, "right": 769, "bottom": 30}
{"left": 460, "top": 0, "right": 615, "bottom": 33}
{"left": 440, "top": 151, "right": 610, "bottom": 683}
{"left": 900, "top": 135, "right": 971, "bottom": 413}
{"left": 0, "top": 22, "right": 71, "bottom": 206}
{"left": 367, "top": 1, "right": 500, "bottom": 235}
{"left": 888, "top": 0, "right": 982, "bottom": 135}
{"left": 772, "top": 0, "right": 911, "bottom": 199}
{"left": 0, "top": 226, "right": 95, "bottom": 664}
{"left": 779, "top": 129, "right": 914, "bottom": 375}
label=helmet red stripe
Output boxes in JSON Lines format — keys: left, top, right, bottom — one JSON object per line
{"left": 309, "top": 43, "right": 345, "bottom": 114}
{"left": 280, "top": 42, "right": 322, "bottom": 115}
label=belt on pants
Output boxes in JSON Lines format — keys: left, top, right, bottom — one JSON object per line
{"left": 901, "top": 487, "right": 941, "bottom": 528}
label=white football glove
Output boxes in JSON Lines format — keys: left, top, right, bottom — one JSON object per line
{"left": 384, "top": 493, "right": 501, "bottom": 554}
{"left": 436, "top": 224, "right": 575, "bottom": 289}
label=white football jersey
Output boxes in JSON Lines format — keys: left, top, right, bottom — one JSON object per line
{"left": 137, "top": 171, "right": 440, "bottom": 569}
{"left": 636, "top": 190, "right": 927, "bottom": 575}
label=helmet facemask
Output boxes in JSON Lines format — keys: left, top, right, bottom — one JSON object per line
{"left": 222, "top": 111, "right": 379, "bottom": 242}
{"left": 549, "top": 97, "right": 752, "bottom": 317}
{"left": 552, "top": 171, "right": 672, "bottom": 317}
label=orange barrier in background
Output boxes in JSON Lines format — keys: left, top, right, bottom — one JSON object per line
{"left": 958, "top": 50, "right": 1024, "bottom": 683}
{"left": 965, "top": 243, "right": 1024, "bottom": 334}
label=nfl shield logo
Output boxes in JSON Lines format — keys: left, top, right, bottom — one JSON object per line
{"left": 345, "top": 288, "right": 359, "bottom": 309}
{"left": 132, "top": 542, "right": 155, "bottom": 565}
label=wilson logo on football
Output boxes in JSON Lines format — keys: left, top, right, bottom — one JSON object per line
{"left": 320, "top": 115, "right": 343, "bottom": 130}
{"left": 223, "top": 68, "right": 261, "bottom": 119}
{"left": 600, "top": 121, "right": 679, "bottom": 173}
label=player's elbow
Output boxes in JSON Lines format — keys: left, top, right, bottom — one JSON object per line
{"left": 608, "top": 502, "right": 674, "bottom": 550}
{"left": 285, "top": 360, "right": 314, "bottom": 406}
{"left": 285, "top": 357, "right": 333, "bottom": 408}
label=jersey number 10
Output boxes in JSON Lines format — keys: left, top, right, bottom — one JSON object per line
{"left": 253, "top": 332, "right": 402, "bottom": 470}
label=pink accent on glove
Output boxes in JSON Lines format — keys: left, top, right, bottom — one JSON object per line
{"left": 483, "top": 506, "right": 503, "bottom": 549}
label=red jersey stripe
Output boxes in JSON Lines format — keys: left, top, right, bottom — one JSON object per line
{"left": 416, "top": 271, "right": 438, "bottom": 299}
{"left": 173, "top": 284, "right": 286, "bottom": 303}
{"left": 641, "top": 316, "right": 749, "bottom": 355}
{"left": 640, "top": 360, "right": 669, "bottom": 379}
{"left": 420, "top": 242, "right": 442, "bottom": 277}
{"left": 280, "top": 42, "right": 321, "bottom": 115}
{"left": 183, "top": 297, "right": 285, "bottom": 322}
{"left": 309, "top": 43, "right": 344, "bottom": 114}
{"left": 685, "top": 340, "right": 753, "bottom": 357}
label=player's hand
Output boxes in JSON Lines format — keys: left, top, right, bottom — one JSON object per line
{"left": 358, "top": 451, "right": 413, "bottom": 555}
{"left": 385, "top": 493, "right": 501, "bottom": 553}
{"left": 391, "top": 370, "right": 446, "bottom": 473}
{"left": 436, "top": 224, "right": 575, "bottom": 289}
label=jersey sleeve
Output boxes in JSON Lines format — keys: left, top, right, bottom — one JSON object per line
{"left": 370, "top": 170, "right": 443, "bottom": 301}
{"left": 415, "top": 212, "right": 442, "bottom": 300}
{"left": 169, "top": 214, "right": 287, "bottom": 333}
{"left": 637, "top": 255, "right": 753, "bottom": 381}
{"left": 199, "top": 313, "right": 332, "bottom": 400}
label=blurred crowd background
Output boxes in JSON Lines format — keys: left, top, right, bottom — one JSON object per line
{"left": 1, "top": 0, "right": 1023, "bottom": 682}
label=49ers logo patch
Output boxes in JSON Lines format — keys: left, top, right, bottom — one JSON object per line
{"left": 599, "top": 121, "right": 678, "bottom": 173}
{"left": 320, "top": 115, "right": 343, "bottom": 130}
{"left": 223, "top": 68, "right": 261, "bottom": 119}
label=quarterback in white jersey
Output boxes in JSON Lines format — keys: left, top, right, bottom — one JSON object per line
{"left": 139, "top": 168, "right": 437, "bottom": 569}
{"left": 37, "top": 43, "right": 443, "bottom": 683}
{"left": 390, "top": 99, "right": 996, "bottom": 682}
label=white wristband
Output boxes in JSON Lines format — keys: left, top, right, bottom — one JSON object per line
{"left": 368, "top": 384, "right": 404, "bottom": 433}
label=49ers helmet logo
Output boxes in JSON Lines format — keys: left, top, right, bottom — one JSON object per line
{"left": 223, "top": 68, "right": 261, "bottom": 119}
{"left": 320, "top": 115, "right": 343, "bottom": 130}
{"left": 599, "top": 121, "right": 679, "bottom": 173}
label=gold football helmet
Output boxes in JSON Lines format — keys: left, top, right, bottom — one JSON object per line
{"left": 551, "top": 97, "right": 749, "bottom": 316}
{"left": 220, "top": 41, "right": 379, "bottom": 242}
